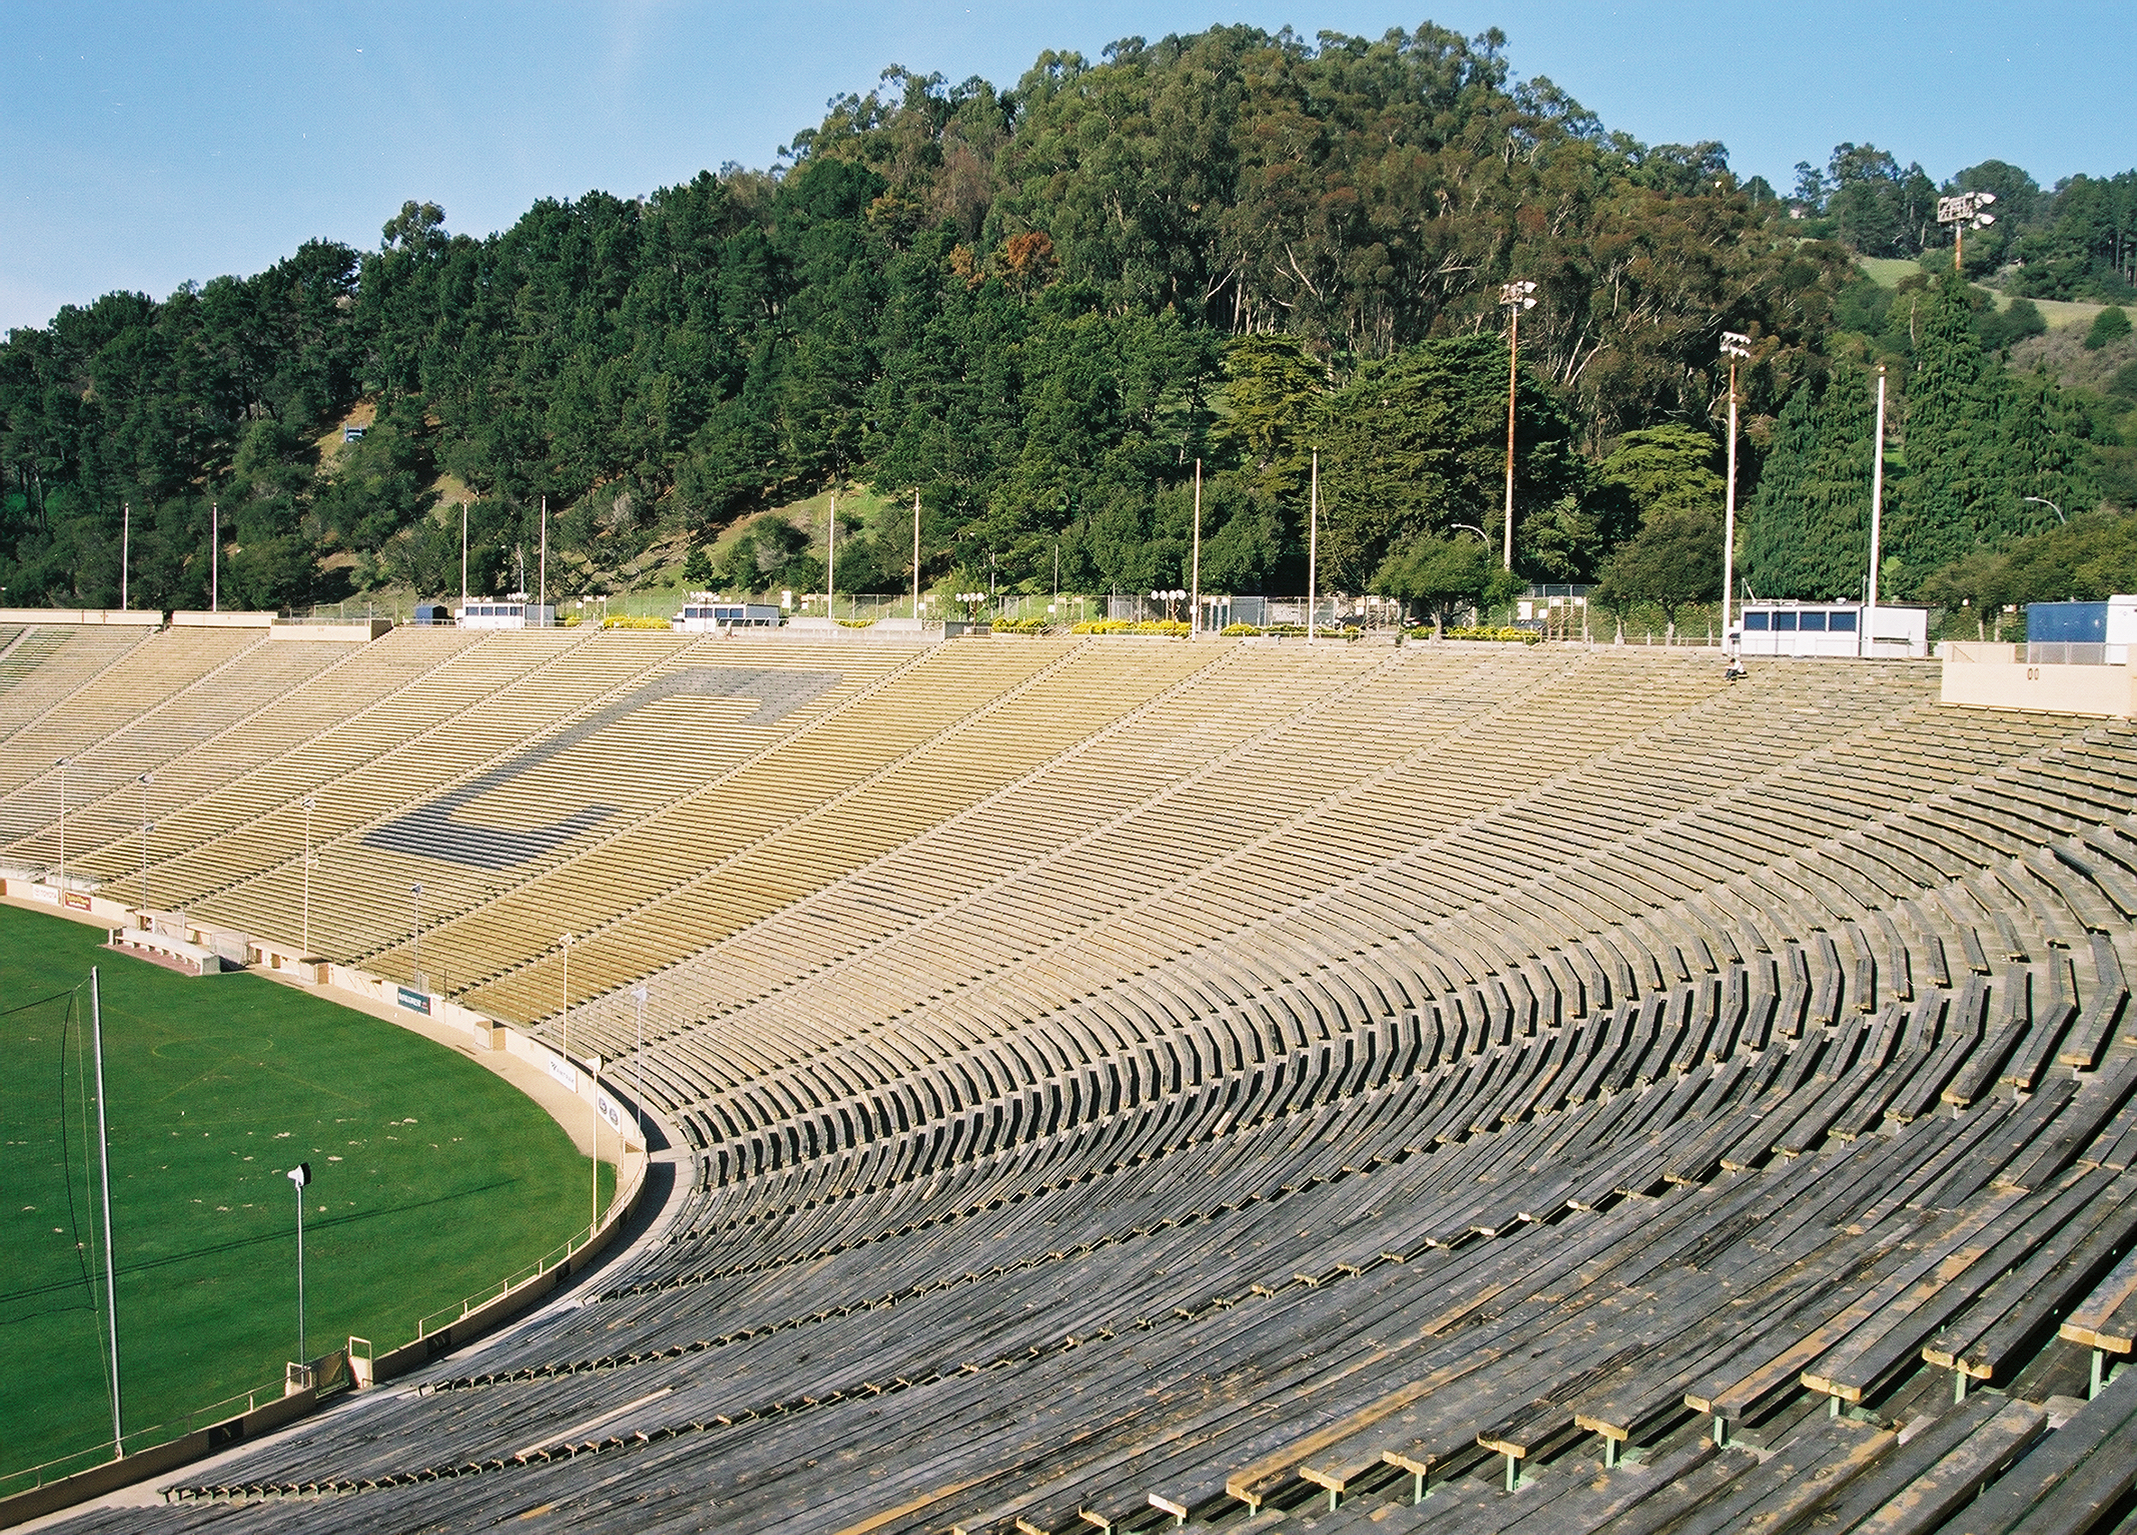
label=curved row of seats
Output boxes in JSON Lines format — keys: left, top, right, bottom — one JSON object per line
{"left": 6, "top": 632, "right": 2136, "bottom": 1533}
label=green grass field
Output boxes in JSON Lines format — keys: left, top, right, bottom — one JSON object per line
{"left": 0, "top": 903, "right": 611, "bottom": 1486}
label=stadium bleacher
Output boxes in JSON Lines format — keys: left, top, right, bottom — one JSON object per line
{"left": 6, "top": 620, "right": 2137, "bottom": 1535}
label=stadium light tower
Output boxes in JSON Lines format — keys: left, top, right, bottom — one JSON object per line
{"left": 1720, "top": 331, "right": 1752, "bottom": 678}
{"left": 1499, "top": 280, "right": 1539, "bottom": 572}
{"left": 409, "top": 883, "right": 424, "bottom": 992}
{"left": 1936, "top": 191, "right": 1997, "bottom": 271}
{"left": 288, "top": 1161, "right": 312, "bottom": 1363}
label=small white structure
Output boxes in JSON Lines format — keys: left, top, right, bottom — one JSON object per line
{"left": 455, "top": 598, "right": 555, "bottom": 629}
{"left": 1734, "top": 601, "right": 1928, "bottom": 659}
{"left": 672, "top": 595, "right": 781, "bottom": 632}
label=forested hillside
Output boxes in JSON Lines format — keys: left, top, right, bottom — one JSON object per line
{"left": 2, "top": 22, "right": 2132, "bottom": 615}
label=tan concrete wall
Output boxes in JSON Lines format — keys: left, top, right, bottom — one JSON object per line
{"left": 167, "top": 611, "right": 274, "bottom": 629}
{"left": 268, "top": 621, "right": 391, "bottom": 642}
{"left": 0, "top": 608, "right": 162, "bottom": 627}
{"left": 1940, "top": 660, "right": 2136, "bottom": 717}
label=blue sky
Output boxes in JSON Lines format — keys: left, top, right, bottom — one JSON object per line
{"left": 2, "top": 0, "right": 2126, "bottom": 334}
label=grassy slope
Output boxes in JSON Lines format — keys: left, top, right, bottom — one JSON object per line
{"left": 1857, "top": 255, "right": 2105, "bottom": 329}
{"left": 0, "top": 905, "right": 604, "bottom": 1481}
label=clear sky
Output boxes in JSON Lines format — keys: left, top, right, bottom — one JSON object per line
{"left": 3, "top": 0, "right": 2126, "bottom": 334}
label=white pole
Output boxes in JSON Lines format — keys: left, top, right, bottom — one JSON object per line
{"left": 632, "top": 985, "right": 647, "bottom": 1145}
{"left": 1723, "top": 358, "right": 1739, "bottom": 661}
{"left": 1504, "top": 308, "right": 1518, "bottom": 572}
{"left": 538, "top": 495, "right": 547, "bottom": 624}
{"left": 120, "top": 502, "right": 129, "bottom": 612}
{"left": 826, "top": 490, "right": 836, "bottom": 610}
{"left": 1307, "top": 451, "right": 1320, "bottom": 641}
{"left": 460, "top": 500, "right": 469, "bottom": 605}
{"left": 911, "top": 489, "right": 922, "bottom": 619}
{"left": 1190, "top": 459, "right": 1203, "bottom": 636}
{"left": 302, "top": 797, "right": 314, "bottom": 956}
{"left": 293, "top": 1173, "right": 305, "bottom": 1362}
{"left": 589, "top": 1057, "right": 600, "bottom": 1230}
{"left": 561, "top": 933, "right": 572, "bottom": 1058}
{"left": 1866, "top": 364, "right": 1887, "bottom": 659}
{"left": 56, "top": 758, "right": 67, "bottom": 887}
{"left": 410, "top": 883, "right": 423, "bottom": 990}
{"left": 210, "top": 502, "right": 219, "bottom": 613}
{"left": 90, "top": 967, "right": 123, "bottom": 1454}
{"left": 139, "top": 775, "right": 152, "bottom": 922}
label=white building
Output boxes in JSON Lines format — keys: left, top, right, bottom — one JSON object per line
{"left": 1734, "top": 601, "right": 1928, "bottom": 659}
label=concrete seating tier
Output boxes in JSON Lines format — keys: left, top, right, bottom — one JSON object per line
{"left": 7, "top": 637, "right": 2136, "bottom": 1535}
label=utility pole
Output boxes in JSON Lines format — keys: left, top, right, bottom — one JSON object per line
{"left": 1720, "top": 331, "right": 1752, "bottom": 675}
{"left": 1307, "top": 451, "right": 1320, "bottom": 642}
{"left": 1189, "top": 459, "right": 1203, "bottom": 636}
{"left": 1499, "top": 281, "right": 1538, "bottom": 572}
{"left": 90, "top": 968, "right": 122, "bottom": 1455}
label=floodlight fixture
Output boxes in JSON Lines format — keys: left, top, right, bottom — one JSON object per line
{"left": 1936, "top": 192, "right": 1998, "bottom": 269}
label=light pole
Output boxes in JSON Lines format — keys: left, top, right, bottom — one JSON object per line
{"left": 1864, "top": 363, "right": 1889, "bottom": 659}
{"left": 460, "top": 499, "right": 470, "bottom": 607}
{"left": 826, "top": 489, "right": 837, "bottom": 614}
{"left": 911, "top": 489, "right": 923, "bottom": 619}
{"left": 89, "top": 968, "right": 122, "bottom": 1454}
{"left": 1936, "top": 191, "right": 1998, "bottom": 271}
{"left": 2023, "top": 496, "right": 2066, "bottom": 525}
{"left": 301, "top": 797, "right": 316, "bottom": 957}
{"left": 586, "top": 1053, "right": 603, "bottom": 1231}
{"left": 409, "top": 883, "right": 424, "bottom": 992}
{"left": 138, "top": 774, "right": 153, "bottom": 924}
{"left": 1499, "top": 280, "right": 1538, "bottom": 572}
{"left": 287, "top": 1162, "right": 312, "bottom": 1363}
{"left": 1720, "top": 330, "right": 1752, "bottom": 676}
{"left": 55, "top": 757, "right": 69, "bottom": 889}
{"left": 1307, "top": 449, "right": 1320, "bottom": 641}
{"left": 120, "top": 502, "right": 130, "bottom": 612}
{"left": 560, "top": 933, "right": 574, "bottom": 1059}
{"left": 632, "top": 985, "right": 648, "bottom": 1145}
{"left": 1189, "top": 459, "right": 1203, "bottom": 635}
{"left": 210, "top": 502, "right": 219, "bottom": 613}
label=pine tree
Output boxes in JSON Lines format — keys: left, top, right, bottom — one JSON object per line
{"left": 1743, "top": 379, "right": 1818, "bottom": 599}
{"left": 1888, "top": 274, "right": 2016, "bottom": 588}
{"left": 1743, "top": 367, "right": 1874, "bottom": 600}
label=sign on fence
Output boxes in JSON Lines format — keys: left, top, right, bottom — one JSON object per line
{"left": 396, "top": 986, "right": 431, "bottom": 1015}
